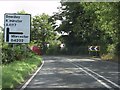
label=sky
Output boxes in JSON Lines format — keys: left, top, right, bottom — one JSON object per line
{"left": 0, "top": 0, "right": 61, "bottom": 27}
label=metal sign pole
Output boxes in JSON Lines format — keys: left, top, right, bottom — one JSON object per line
{"left": 88, "top": 46, "right": 100, "bottom": 57}
{"left": 24, "top": 44, "right": 27, "bottom": 59}
{"left": 12, "top": 44, "right": 15, "bottom": 60}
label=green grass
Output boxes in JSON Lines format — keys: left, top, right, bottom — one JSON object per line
{"left": 0, "top": 66, "right": 2, "bottom": 90}
{"left": 101, "top": 53, "right": 118, "bottom": 62}
{"left": 2, "top": 54, "right": 42, "bottom": 88}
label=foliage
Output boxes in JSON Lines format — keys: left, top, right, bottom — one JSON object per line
{"left": 46, "top": 44, "right": 60, "bottom": 55}
{"left": 17, "top": 10, "right": 28, "bottom": 14}
{"left": 0, "top": 66, "right": 1, "bottom": 90}
{"left": 2, "top": 54, "right": 42, "bottom": 89}
{"left": 101, "top": 53, "right": 114, "bottom": 61}
{"left": 0, "top": 26, "right": 3, "bottom": 47}
{"left": 115, "top": 2, "right": 120, "bottom": 57}
{"left": 31, "top": 13, "right": 57, "bottom": 54}
{"left": 51, "top": 2, "right": 119, "bottom": 58}
{"left": 51, "top": 2, "right": 98, "bottom": 46}
{"left": 2, "top": 43, "right": 32, "bottom": 64}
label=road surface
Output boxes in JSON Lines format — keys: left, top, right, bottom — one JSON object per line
{"left": 21, "top": 56, "right": 120, "bottom": 90}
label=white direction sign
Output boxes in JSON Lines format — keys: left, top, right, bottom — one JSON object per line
{"left": 88, "top": 46, "right": 100, "bottom": 51}
{"left": 4, "top": 13, "right": 31, "bottom": 43}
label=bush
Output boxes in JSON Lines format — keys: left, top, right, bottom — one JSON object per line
{"left": 101, "top": 53, "right": 114, "bottom": 61}
{"left": 2, "top": 43, "right": 32, "bottom": 64}
{"left": 115, "top": 42, "right": 120, "bottom": 56}
{"left": 46, "top": 45, "right": 60, "bottom": 55}
{"left": 2, "top": 43, "right": 13, "bottom": 63}
{"left": 107, "top": 44, "right": 116, "bottom": 54}
{"left": 46, "top": 45, "right": 88, "bottom": 55}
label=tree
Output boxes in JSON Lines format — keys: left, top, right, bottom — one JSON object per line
{"left": 51, "top": 2, "right": 119, "bottom": 56}
{"left": 51, "top": 2, "right": 101, "bottom": 55}
{"left": 31, "top": 13, "right": 57, "bottom": 54}
{"left": 17, "top": 10, "right": 28, "bottom": 14}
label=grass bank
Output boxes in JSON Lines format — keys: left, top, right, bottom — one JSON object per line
{"left": 101, "top": 53, "right": 119, "bottom": 63}
{"left": 2, "top": 54, "right": 42, "bottom": 89}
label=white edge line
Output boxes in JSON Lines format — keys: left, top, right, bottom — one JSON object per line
{"left": 69, "top": 60, "right": 112, "bottom": 89}
{"left": 20, "top": 60, "right": 44, "bottom": 90}
{"left": 84, "top": 66, "right": 120, "bottom": 88}
{"left": 69, "top": 58, "right": 120, "bottom": 89}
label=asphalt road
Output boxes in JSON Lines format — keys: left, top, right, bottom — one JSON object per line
{"left": 21, "top": 56, "right": 120, "bottom": 90}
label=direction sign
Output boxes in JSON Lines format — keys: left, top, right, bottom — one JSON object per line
{"left": 88, "top": 46, "right": 100, "bottom": 51}
{"left": 4, "top": 13, "right": 31, "bottom": 43}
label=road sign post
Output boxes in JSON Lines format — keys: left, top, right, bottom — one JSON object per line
{"left": 4, "top": 13, "right": 31, "bottom": 59}
{"left": 88, "top": 46, "right": 100, "bottom": 57}
{"left": 4, "top": 13, "right": 31, "bottom": 43}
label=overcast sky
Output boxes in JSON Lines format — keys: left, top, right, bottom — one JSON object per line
{"left": 0, "top": 0, "right": 61, "bottom": 27}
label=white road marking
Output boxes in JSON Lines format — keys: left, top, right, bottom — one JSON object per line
{"left": 20, "top": 61, "right": 44, "bottom": 90}
{"left": 83, "top": 66, "right": 120, "bottom": 88}
{"left": 68, "top": 58, "right": 120, "bottom": 89}
{"left": 70, "top": 62, "right": 113, "bottom": 89}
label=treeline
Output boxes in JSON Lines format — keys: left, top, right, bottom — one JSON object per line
{"left": 1, "top": 2, "right": 120, "bottom": 64}
{"left": 49, "top": 2, "right": 120, "bottom": 60}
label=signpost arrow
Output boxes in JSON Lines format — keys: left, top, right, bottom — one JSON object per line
{"left": 88, "top": 46, "right": 100, "bottom": 57}
{"left": 6, "top": 27, "right": 23, "bottom": 42}
{"left": 89, "top": 46, "right": 93, "bottom": 51}
{"left": 88, "top": 46, "right": 100, "bottom": 51}
{"left": 95, "top": 46, "right": 98, "bottom": 51}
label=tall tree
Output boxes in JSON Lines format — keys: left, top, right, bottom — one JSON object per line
{"left": 51, "top": 2, "right": 100, "bottom": 47}
{"left": 82, "top": 2, "right": 119, "bottom": 53}
{"left": 51, "top": 2, "right": 119, "bottom": 55}
{"left": 31, "top": 13, "right": 56, "bottom": 54}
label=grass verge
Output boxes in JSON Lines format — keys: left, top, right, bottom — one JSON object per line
{"left": 0, "top": 66, "right": 2, "bottom": 90}
{"left": 2, "top": 54, "right": 42, "bottom": 89}
{"left": 101, "top": 53, "right": 118, "bottom": 63}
